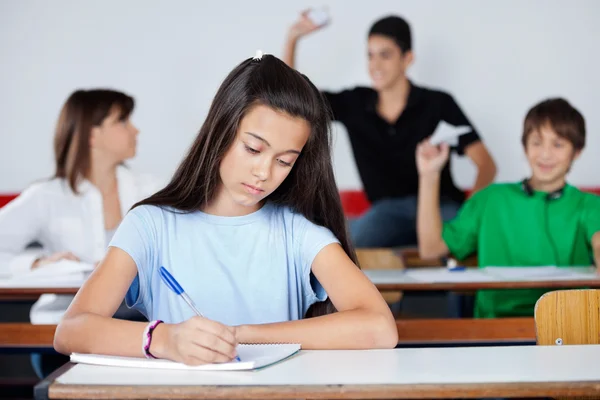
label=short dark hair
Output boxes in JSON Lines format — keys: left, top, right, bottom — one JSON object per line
{"left": 54, "top": 89, "right": 134, "bottom": 193}
{"left": 522, "top": 98, "right": 585, "bottom": 151}
{"left": 368, "top": 15, "right": 412, "bottom": 53}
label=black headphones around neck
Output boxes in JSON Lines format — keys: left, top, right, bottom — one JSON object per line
{"left": 521, "top": 178, "right": 563, "bottom": 266}
{"left": 521, "top": 178, "right": 565, "bottom": 201}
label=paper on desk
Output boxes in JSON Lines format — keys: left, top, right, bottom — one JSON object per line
{"left": 482, "top": 266, "right": 598, "bottom": 281}
{"left": 429, "top": 121, "right": 473, "bottom": 146}
{"left": 71, "top": 343, "right": 301, "bottom": 371}
{"left": 403, "top": 268, "right": 496, "bottom": 283}
{"left": 6, "top": 259, "right": 94, "bottom": 282}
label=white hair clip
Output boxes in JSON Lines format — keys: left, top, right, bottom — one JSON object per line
{"left": 253, "top": 50, "right": 266, "bottom": 60}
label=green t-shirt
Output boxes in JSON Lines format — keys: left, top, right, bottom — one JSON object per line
{"left": 442, "top": 182, "right": 600, "bottom": 318}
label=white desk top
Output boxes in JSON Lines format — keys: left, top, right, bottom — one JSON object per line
{"left": 56, "top": 345, "right": 600, "bottom": 386}
{"left": 0, "top": 276, "right": 84, "bottom": 289}
{"left": 3, "top": 267, "right": 595, "bottom": 289}
{"left": 364, "top": 266, "right": 599, "bottom": 285}
{"left": 3, "top": 268, "right": 598, "bottom": 298}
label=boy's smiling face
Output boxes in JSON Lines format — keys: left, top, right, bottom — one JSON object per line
{"left": 525, "top": 124, "right": 580, "bottom": 189}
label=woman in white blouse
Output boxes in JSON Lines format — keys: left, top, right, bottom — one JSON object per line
{"left": 0, "top": 89, "right": 160, "bottom": 376}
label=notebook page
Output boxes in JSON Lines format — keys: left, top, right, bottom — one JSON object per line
{"left": 70, "top": 343, "right": 301, "bottom": 371}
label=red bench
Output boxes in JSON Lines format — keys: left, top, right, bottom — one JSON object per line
{"left": 340, "top": 187, "right": 600, "bottom": 217}
{"left": 0, "top": 194, "right": 16, "bottom": 208}
{"left": 3, "top": 189, "right": 600, "bottom": 217}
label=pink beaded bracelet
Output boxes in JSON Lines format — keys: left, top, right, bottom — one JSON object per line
{"left": 142, "top": 320, "right": 163, "bottom": 359}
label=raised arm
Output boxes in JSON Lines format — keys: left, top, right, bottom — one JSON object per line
{"left": 283, "top": 11, "right": 326, "bottom": 69}
{"left": 416, "top": 141, "right": 451, "bottom": 259}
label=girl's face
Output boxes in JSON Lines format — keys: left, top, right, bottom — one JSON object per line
{"left": 90, "top": 107, "right": 139, "bottom": 164}
{"left": 214, "top": 104, "right": 311, "bottom": 216}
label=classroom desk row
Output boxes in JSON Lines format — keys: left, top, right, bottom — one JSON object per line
{"left": 1, "top": 267, "right": 598, "bottom": 297}
{"left": 0, "top": 250, "right": 595, "bottom": 351}
{"left": 36, "top": 344, "right": 600, "bottom": 399}
{"left": 1, "top": 319, "right": 539, "bottom": 398}
{"left": 2, "top": 247, "right": 598, "bottom": 297}
{"left": 0, "top": 317, "right": 537, "bottom": 351}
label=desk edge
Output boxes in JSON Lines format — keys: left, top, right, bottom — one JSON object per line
{"left": 34, "top": 362, "right": 75, "bottom": 400}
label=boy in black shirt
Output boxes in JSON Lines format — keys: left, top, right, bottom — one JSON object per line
{"left": 283, "top": 14, "right": 496, "bottom": 248}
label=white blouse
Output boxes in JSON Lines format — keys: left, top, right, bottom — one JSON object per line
{"left": 0, "top": 166, "right": 162, "bottom": 323}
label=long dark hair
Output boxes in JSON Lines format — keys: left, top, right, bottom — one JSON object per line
{"left": 54, "top": 89, "right": 134, "bottom": 193}
{"left": 134, "top": 55, "right": 358, "bottom": 317}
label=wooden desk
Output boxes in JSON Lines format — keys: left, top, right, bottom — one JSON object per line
{"left": 0, "top": 274, "right": 83, "bottom": 299}
{"left": 356, "top": 248, "right": 404, "bottom": 303}
{"left": 356, "top": 248, "right": 405, "bottom": 270}
{"left": 37, "top": 345, "right": 600, "bottom": 399}
{"left": 396, "top": 317, "right": 535, "bottom": 345}
{"left": 398, "top": 247, "right": 478, "bottom": 267}
{"left": 0, "top": 318, "right": 536, "bottom": 350}
{"left": 0, "top": 287, "right": 76, "bottom": 298}
{"left": 0, "top": 323, "right": 56, "bottom": 349}
{"left": 0, "top": 277, "right": 82, "bottom": 298}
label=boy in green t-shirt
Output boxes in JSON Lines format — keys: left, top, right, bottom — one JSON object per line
{"left": 416, "top": 98, "right": 600, "bottom": 318}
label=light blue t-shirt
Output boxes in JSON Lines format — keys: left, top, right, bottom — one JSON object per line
{"left": 109, "top": 202, "right": 340, "bottom": 326}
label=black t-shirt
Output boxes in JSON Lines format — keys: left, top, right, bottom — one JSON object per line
{"left": 323, "top": 82, "right": 481, "bottom": 204}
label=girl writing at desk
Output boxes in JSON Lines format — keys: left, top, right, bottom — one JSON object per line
{"left": 0, "top": 89, "right": 160, "bottom": 375}
{"left": 54, "top": 53, "right": 398, "bottom": 365}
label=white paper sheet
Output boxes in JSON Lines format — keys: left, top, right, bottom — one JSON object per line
{"left": 70, "top": 344, "right": 301, "bottom": 371}
{"left": 483, "top": 266, "right": 597, "bottom": 281}
{"left": 429, "top": 121, "right": 473, "bottom": 146}
{"left": 403, "top": 268, "right": 496, "bottom": 283}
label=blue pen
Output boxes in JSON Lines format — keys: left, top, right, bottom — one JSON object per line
{"left": 445, "top": 258, "right": 466, "bottom": 272}
{"left": 159, "top": 266, "right": 240, "bottom": 362}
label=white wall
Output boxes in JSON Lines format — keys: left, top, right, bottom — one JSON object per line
{"left": 1, "top": 0, "right": 598, "bottom": 192}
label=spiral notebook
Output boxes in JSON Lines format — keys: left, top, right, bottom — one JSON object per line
{"left": 70, "top": 343, "right": 301, "bottom": 371}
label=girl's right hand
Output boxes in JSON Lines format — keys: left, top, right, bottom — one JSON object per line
{"left": 32, "top": 251, "right": 80, "bottom": 269}
{"left": 288, "top": 10, "right": 326, "bottom": 41}
{"left": 153, "top": 316, "right": 238, "bottom": 366}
